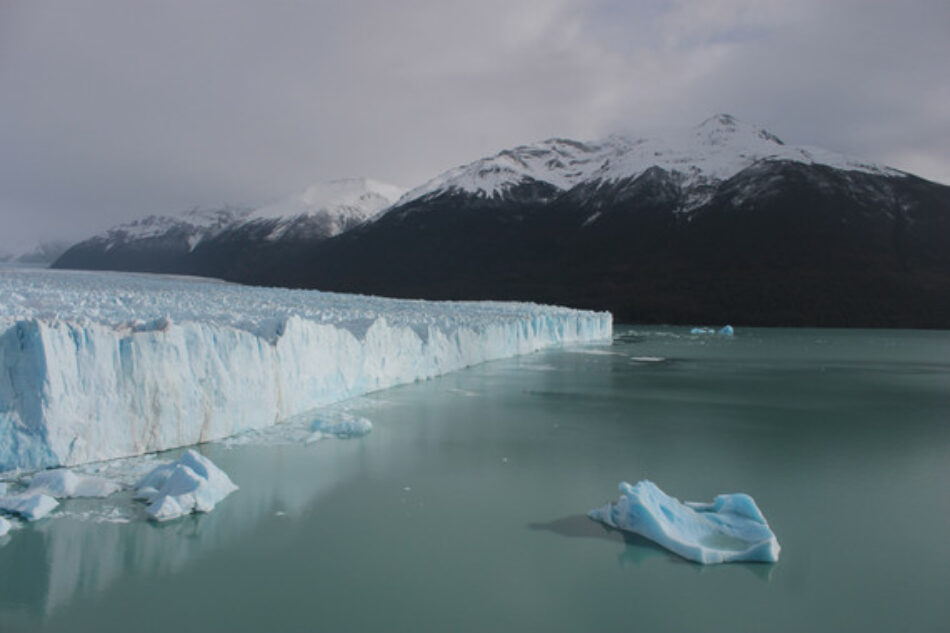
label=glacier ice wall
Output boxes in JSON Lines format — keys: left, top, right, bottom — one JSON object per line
{"left": 0, "top": 270, "right": 611, "bottom": 472}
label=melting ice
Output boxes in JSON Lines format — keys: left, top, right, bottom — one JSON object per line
{"left": 589, "top": 480, "right": 780, "bottom": 564}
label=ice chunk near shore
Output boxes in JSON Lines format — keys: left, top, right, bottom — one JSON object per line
{"left": 719, "top": 325, "right": 735, "bottom": 336}
{"left": 0, "top": 493, "right": 59, "bottom": 521}
{"left": 28, "top": 469, "right": 121, "bottom": 498}
{"left": 588, "top": 480, "right": 780, "bottom": 564}
{"left": 0, "top": 515, "right": 10, "bottom": 537}
{"left": 309, "top": 416, "right": 373, "bottom": 441}
{"left": 134, "top": 450, "right": 237, "bottom": 522}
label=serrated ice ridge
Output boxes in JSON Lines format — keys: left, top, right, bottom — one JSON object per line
{"left": 0, "top": 269, "right": 611, "bottom": 472}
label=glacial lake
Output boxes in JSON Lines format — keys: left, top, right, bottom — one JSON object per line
{"left": 1, "top": 325, "right": 949, "bottom": 632}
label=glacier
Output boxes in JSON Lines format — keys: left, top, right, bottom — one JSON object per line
{"left": 0, "top": 269, "right": 611, "bottom": 472}
{"left": 588, "top": 480, "right": 780, "bottom": 564}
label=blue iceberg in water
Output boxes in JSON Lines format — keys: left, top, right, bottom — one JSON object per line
{"left": 588, "top": 480, "right": 780, "bottom": 564}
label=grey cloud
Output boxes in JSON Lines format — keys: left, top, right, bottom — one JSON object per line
{"left": 0, "top": 0, "right": 947, "bottom": 252}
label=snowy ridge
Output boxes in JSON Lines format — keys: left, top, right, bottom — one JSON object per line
{"left": 398, "top": 114, "right": 903, "bottom": 208}
{"left": 0, "top": 269, "right": 611, "bottom": 472}
{"left": 99, "top": 205, "right": 251, "bottom": 245}
{"left": 248, "top": 177, "right": 405, "bottom": 240}
{"left": 88, "top": 178, "right": 404, "bottom": 250}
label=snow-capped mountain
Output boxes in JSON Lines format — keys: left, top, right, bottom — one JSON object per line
{"left": 55, "top": 178, "right": 405, "bottom": 274}
{"left": 100, "top": 205, "right": 253, "bottom": 251}
{"left": 54, "top": 116, "right": 950, "bottom": 327}
{"left": 248, "top": 177, "right": 405, "bottom": 240}
{"left": 0, "top": 240, "right": 73, "bottom": 266}
{"left": 399, "top": 114, "right": 901, "bottom": 210}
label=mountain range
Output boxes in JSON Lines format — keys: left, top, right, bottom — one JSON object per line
{"left": 54, "top": 115, "right": 950, "bottom": 327}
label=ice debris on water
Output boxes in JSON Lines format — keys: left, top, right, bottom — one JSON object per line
{"left": 690, "top": 325, "right": 734, "bottom": 336}
{"left": 0, "top": 493, "right": 59, "bottom": 521}
{"left": 28, "top": 469, "right": 121, "bottom": 498}
{"left": 0, "top": 515, "right": 10, "bottom": 537}
{"left": 309, "top": 416, "right": 373, "bottom": 440}
{"left": 588, "top": 480, "right": 780, "bottom": 564}
{"left": 133, "top": 450, "right": 238, "bottom": 522}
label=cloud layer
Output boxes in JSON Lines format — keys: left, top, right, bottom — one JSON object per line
{"left": 1, "top": 0, "right": 948, "bottom": 251}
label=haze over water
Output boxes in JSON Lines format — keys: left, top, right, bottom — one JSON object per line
{"left": 1, "top": 325, "right": 948, "bottom": 632}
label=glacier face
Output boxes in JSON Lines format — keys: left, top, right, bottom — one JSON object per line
{"left": 0, "top": 269, "right": 611, "bottom": 472}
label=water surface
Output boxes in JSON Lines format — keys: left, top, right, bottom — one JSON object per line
{"left": 1, "top": 326, "right": 948, "bottom": 632}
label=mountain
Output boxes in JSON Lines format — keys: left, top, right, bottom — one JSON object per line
{"left": 54, "top": 116, "right": 950, "bottom": 327}
{"left": 0, "top": 240, "right": 73, "bottom": 266}
{"left": 54, "top": 178, "right": 405, "bottom": 275}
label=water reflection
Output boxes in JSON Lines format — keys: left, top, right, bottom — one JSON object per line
{"left": 0, "top": 439, "right": 368, "bottom": 625}
{"left": 528, "top": 515, "right": 774, "bottom": 580}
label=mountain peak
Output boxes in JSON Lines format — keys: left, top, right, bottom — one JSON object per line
{"left": 694, "top": 113, "right": 784, "bottom": 146}
{"left": 399, "top": 115, "right": 897, "bottom": 205}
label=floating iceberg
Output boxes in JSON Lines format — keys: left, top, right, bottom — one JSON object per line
{"left": 690, "top": 325, "right": 734, "bottom": 336}
{"left": 0, "top": 269, "right": 611, "bottom": 472}
{"left": 309, "top": 416, "right": 373, "bottom": 440}
{"left": 134, "top": 450, "right": 238, "bottom": 522}
{"left": 588, "top": 480, "right": 780, "bottom": 564}
{"left": 0, "top": 492, "right": 59, "bottom": 521}
{"left": 0, "top": 515, "right": 9, "bottom": 537}
{"left": 28, "top": 469, "right": 121, "bottom": 498}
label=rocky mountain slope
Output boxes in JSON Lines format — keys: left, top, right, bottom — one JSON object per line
{"left": 54, "top": 116, "right": 950, "bottom": 327}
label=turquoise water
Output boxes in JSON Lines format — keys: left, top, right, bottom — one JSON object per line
{"left": 1, "top": 326, "right": 949, "bottom": 632}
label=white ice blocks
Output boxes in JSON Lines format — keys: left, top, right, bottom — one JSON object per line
{"left": 0, "top": 269, "right": 612, "bottom": 472}
{"left": 27, "top": 469, "right": 121, "bottom": 498}
{"left": 310, "top": 416, "right": 373, "bottom": 439}
{"left": 134, "top": 450, "right": 238, "bottom": 522}
{"left": 588, "top": 480, "right": 780, "bottom": 564}
{"left": 0, "top": 515, "right": 10, "bottom": 537}
{"left": 0, "top": 492, "right": 58, "bottom": 521}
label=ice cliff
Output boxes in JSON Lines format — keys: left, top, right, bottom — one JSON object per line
{"left": 0, "top": 269, "right": 611, "bottom": 472}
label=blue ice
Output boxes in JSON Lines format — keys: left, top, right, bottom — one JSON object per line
{"left": 588, "top": 480, "right": 780, "bottom": 564}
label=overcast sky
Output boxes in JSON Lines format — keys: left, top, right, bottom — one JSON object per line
{"left": 1, "top": 0, "right": 948, "bottom": 252}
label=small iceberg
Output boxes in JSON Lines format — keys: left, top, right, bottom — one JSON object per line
{"left": 0, "top": 515, "right": 11, "bottom": 537}
{"left": 588, "top": 480, "right": 780, "bottom": 564}
{"left": 308, "top": 416, "right": 373, "bottom": 442}
{"left": 0, "top": 493, "right": 59, "bottom": 521}
{"left": 28, "top": 469, "right": 121, "bottom": 498}
{"left": 134, "top": 450, "right": 238, "bottom": 522}
{"left": 690, "top": 325, "right": 734, "bottom": 336}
